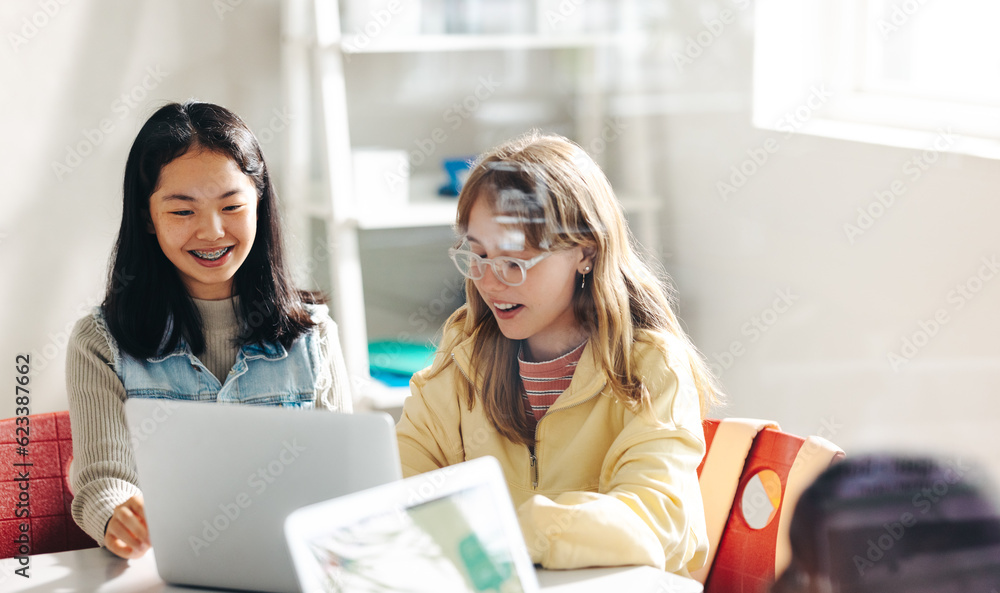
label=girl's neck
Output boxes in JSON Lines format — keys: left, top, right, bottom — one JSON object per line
{"left": 522, "top": 330, "right": 589, "bottom": 363}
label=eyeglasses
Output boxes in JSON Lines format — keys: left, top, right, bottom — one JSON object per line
{"left": 448, "top": 246, "right": 553, "bottom": 287}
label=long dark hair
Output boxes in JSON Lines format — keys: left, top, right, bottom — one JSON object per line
{"left": 103, "top": 101, "right": 322, "bottom": 359}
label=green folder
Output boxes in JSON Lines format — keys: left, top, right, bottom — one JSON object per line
{"left": 368, "top": 340, "right": 436, "bottom": 377}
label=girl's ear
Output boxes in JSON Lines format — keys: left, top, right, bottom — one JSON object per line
{"left": 144, "top": 211, "right": 155, "bottom": 234}
{"left": 578, "top": 245, "right": 596, "bottom": 273}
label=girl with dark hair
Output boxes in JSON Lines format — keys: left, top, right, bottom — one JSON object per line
{"left": 773, "top": 455, "right": 1000, "bottom": 593}
{"left": 396, "top": 132, "right": 722, "bottom": 574}
{"left": 66, "top": 101, "right": 351, "bottom": 559}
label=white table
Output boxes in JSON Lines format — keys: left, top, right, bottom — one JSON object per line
{"left": 1, "top": 548, "right": 702, "bottom": 593}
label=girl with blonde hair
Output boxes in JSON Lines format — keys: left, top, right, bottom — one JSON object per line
{"left": 396, "top": 132, "right": 720, "bottom": 574}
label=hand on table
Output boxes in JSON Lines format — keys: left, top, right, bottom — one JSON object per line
{"left": 104, "top": 494, "right": 150, "bottom": 559}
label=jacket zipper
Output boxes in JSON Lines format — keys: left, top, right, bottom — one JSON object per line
{"left": 529, "top": 449, "right": 538, "bottom": 489}
{"left": 451, "top": 353, "right": 474, "bottom": 389}
{"left": 451, "top": 353, "right": 605, "bottom": 492}
{"left": 530, "top": 384, "right": 604, "bottom": 490}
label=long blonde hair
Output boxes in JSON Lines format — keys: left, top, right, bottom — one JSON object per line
{"left": 433, "top": 132, "right": 721, "bottom": 446}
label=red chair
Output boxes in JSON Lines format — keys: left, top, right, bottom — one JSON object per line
{"left": 0, "top": 411, "right": 97, "bottom": 559}
{"left": 703, "top": 425, "right": 845, "bottom": 593}
{"left": 694, "top": 417, "right": 778, "bottom": 584}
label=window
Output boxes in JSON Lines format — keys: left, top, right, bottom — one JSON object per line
{"left": 754, "top": 0, "right": 1000, "bottom": 159}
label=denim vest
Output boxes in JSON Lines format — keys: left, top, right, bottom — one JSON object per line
{"left": 93, "top": 306, "right": 331, "bottom": 408}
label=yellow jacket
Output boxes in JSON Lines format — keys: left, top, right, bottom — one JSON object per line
{"left": 396, "top": 328, "right": 709, "bottom": 575}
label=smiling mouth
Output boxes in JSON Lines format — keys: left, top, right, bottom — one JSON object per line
{"left": 190, "top": 246, "right": 233, "bottom": 261}
{"left": 494, "top": 302, "right": 523, "bottom": 312}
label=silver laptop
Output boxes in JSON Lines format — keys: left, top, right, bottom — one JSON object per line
{"left": 125, "top": 398, "right": 402, "bottom": 593}
{"left": 284, "top": 456, "right": 540, "bottom": 593}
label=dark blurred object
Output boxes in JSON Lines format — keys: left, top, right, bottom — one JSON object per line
{"left": 772, "top": 454, "right": 1000, "bottom": 593}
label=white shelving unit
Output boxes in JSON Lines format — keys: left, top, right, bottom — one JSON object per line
{"left": 337, "top": 33, "right": 631, "bottom": 53}
{"left": 281, "top": 0, "right": 663, "bottom": 406}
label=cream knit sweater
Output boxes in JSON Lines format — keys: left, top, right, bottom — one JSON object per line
{"left": 65, "top": 298, "right": 352, "bottom": 544}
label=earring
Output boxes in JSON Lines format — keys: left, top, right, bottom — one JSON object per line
{"left": 580, "top": 266, "right": 590, "bottom": 289}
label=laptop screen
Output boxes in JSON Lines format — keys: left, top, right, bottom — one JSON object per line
{"left": 286, "top": 457, "right": 539, "bottom": 593}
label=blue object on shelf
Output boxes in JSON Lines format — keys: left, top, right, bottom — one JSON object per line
{"left": 438, "top": 156, "right": 475, "bottom": 196}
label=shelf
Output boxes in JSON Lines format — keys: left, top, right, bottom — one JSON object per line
{"left": 305, "top": 175, "right": 459, "bottom": 229}
{"left": 618, "top": 194, "right": 663, "bottom": 214}
{"left": 356, "top": 195, "right": 458, "bottom": 229}
{"left": 335, "top": 33, "right": 631, "bottom": 54}
{"left": 307, "top": 192, "right": 661, "bottom": 230}
{"left": 287, "top": 0, "right": 666, "bottom": 383}
{"left": 305, "top": 197, "right": 457, "bottom": 229}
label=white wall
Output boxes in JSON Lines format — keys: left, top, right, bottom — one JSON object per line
{"left": 667, "top": 111, "right": 1000, "bottom": 473}
{"left": 3, "top": 1, "right": 998, "bottom": 478}
{"left": 646, "top": 5, "right": 1000, "bottom": 477}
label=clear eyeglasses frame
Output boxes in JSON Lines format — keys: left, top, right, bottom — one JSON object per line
{"left": 448, "top": 245, "right": 553, "bottom": 287}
